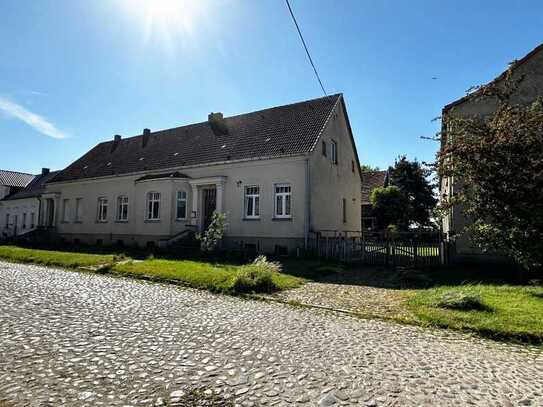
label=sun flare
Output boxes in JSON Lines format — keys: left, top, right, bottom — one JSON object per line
{"left": 119, "top": 0, "right": 207, "bottom": 50}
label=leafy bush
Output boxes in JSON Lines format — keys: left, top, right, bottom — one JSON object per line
{"left": 436, "top": 291, "right": 488, "bottom": 311}
{"left": 196, "top": 212, "right": 228, "bottom": 252}
{"left": 231, "top": 256, "right": 279, "bottom": 294}
{"left": 252, "top": 255, "right": 283, "bottom": 273}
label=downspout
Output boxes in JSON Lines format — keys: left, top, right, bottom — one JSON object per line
{"left": 304, "top": 157, "right": 311, "bottom": 249}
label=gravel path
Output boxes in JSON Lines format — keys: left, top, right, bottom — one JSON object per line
{"left": 0, "top": 261, "right": 542, "bottom": 406}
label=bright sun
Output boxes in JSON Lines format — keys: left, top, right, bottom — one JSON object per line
{"left": 120, "top": 0, "right": 207, "bottom": 50}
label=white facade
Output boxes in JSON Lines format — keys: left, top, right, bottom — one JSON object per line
{"left": 39, "top": 98, "right": 362, "bottom": 253}
{"left": 0, "top": 197, "right": 40, "bottom": 239}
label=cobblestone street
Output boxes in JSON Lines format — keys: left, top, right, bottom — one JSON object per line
{"left": 0, "top": 261, "right": 542, "bottom": 406}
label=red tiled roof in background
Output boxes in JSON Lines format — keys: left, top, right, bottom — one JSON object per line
{"left": 361, "top": 170, "right": 388, "bottom": 204}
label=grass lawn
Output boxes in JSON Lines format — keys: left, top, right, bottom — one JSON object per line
{"left": 407, "top": 284, "right": 543, "bottom": 343}
{"left": 112, "top": 258, "right": 305, "bottom": 294}
{"left": 0, "top": 245, "right": 117, "bottom": 268}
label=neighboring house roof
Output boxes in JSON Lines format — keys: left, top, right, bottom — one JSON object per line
{"left": 0, "top": 170, "right": 34, "bottom": 188}
{"left": 361, "top": 170, "right": 388, "bottom": 204}
{"left": 443, "top": 42, "right": 543, "bottom": 112}
{"left": 51, "top": 94, "right": 343, "bottom": 183}
{"left": 3, "top": 170, "right": 60, "bottom": 201}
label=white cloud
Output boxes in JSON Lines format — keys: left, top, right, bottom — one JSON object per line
{"left": 0, "top": 96, "right": 67, "bottom": 139}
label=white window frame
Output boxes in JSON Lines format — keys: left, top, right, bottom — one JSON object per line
{"left": 75, "top": 198, "right": 83, "bottom": 222}
{"left": 62, "top": 198, "right": 69, "bottom": 222}
{"left": 176, "top": 191, "right": 187, "bottom": 220}
{"left": 97, "top": 197, "right": 108, "bottom": 222}
{"left": 244, "top": 185, "right": 260, "bottom": 219}
{"left": 330, "top": 140, "right": 338, "bottom": 164}
{"left": 274, "top": 183, "right": 292, "bottom": 219}
{"left": 116, "top": 195, "right": 129, "bottom": 221}
{"left": 146, "top": 192, "right": 161, "bottom": 221}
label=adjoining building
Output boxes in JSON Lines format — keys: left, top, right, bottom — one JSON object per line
{"left": 441, "top": 42, "right": 543, "bottom": 263}
{"left": 360, "top": 170, "right": 388, "bottom": 230}
{"left": 0, "top": 169, "right": 59, "bottom": 239}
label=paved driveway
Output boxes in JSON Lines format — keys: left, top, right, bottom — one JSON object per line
{"left": 0, "top": 262, "right": 542, "bottom": 406}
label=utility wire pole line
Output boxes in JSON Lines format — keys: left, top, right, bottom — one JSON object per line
{"left": 285, "top": 0, "right": 327, "bottom": 96}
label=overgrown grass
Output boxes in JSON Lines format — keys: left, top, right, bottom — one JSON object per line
{"left": 408, "top": 284, "right": 543, "bottom": 343}
{"left": 112, "top": 258, "right": 304, "bottom": 294}
{"left": 0, "top": 245, "right": 115, "bottom": 268}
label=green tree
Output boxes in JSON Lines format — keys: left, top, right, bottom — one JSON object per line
{"left": 370, "top": 186, "right": 409, "bottom": 230}
{"left": 438, "top": 75, "right": 543, "bottom": 271}
{"left": 388, "top": 156, "right": 437, "bottom": 228}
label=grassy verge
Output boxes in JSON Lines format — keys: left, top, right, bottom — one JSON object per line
{"left": 407, "top": 284, "right": 543, "bottom": 344}
{"left": 0, "top": 245, "right": 117, "bottom": 268}
{"left": 112, "top": 258, "right": 304, "bottom": 294}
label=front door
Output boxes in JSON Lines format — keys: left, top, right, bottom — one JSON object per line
{"left": 46, "top": 199, "right": 55, "bottom": 227}
{"left": 202, "top": 188, "right": 217, "bottom": 229}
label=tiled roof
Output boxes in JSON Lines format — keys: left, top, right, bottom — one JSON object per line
{"left": 51, "top": 94, "right": 342, "bottom": 183}
{"left": 0, "top": 170, "right": 34, "bottom": 188}
{"left": 361, "top": 170, "right": 388, "bottom": 204}
{"left": 3, "top": 171, "right": 60, "bottom": 201}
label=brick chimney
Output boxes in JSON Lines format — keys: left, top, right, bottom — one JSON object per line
{"left": 142, "top": 128, "right": 151, "bottom": 148}
{"left": 208, "top": 112, "right": 228, "bottom": 136}
{"left": 41, "top": 168, "right": 50, "bottom": 176}
{"left": 111, "top": 134, "right": 122, "bottom": 152}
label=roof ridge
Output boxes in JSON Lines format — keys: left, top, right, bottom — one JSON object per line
{"left": 444, "top": 41, "right": 543, "bottom": 111}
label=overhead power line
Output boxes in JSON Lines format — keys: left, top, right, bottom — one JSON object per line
{"left": 285, "top": 0, "right": 327, "bottom": 96}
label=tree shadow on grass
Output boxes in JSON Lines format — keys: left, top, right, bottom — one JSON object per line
{"left": 281, "top": 260, "right": 541, "bottom": 290}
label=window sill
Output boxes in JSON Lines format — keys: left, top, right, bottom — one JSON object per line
{"left": 145, "top": 219, "right": 161, "bottom": 223}
{"left": 74, "top": 220, "right": 83, "bottom": 224}
{"left": 243, "top": 217, "right": 261, "bottom": 221}
{"left": 60, "top": 221, "right": 70, "bottom": 224}
{"left": 175, "top": 218, "right": 188, "bottom": 222}
{"left": 272, "top": 217, "right": 292, "bottom": 221}
{"left": 115, "top": 220, "right": 129, "bottom": 223}
{"left": 95, "top": 220, "right": 108, "bottom": 224}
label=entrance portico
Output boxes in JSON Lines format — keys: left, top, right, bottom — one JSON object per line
{"left": 40, "top": 192, "right": 60, "bottom": 228}
{"left": 188, "top": 177, "right": 226, "bottom": 231}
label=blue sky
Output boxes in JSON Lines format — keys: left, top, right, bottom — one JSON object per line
{"left": 1, "top": 0, "right": 542, "bottom": 174}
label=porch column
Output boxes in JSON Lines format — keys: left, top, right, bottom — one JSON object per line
{"left": 190, "top": 184, "right": 199, "bottom": 227}
{"left": 216, "top": 182, "right": 224, "bottom": 214}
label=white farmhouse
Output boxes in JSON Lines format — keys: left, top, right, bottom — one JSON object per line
{"left": 30, "top": 94, "right": 362, "bottom": 253}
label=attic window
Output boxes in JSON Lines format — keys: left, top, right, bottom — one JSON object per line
{"left": 83, "top": 165, "right": 88, "bottom": 170}
{"left": 221, "top": 144, "right": 226, "bottom": 149}
{"left": 265, "top": 138, "right": 271, "bottom": 142}
{"left": 139, "top": 157, "right": 145, "bottom": 161}
{"left": 106, "top": 162, "right": 112, "bottom": 167}
{"left": 173, "top": 152, "right": 179, "bottom": 156}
